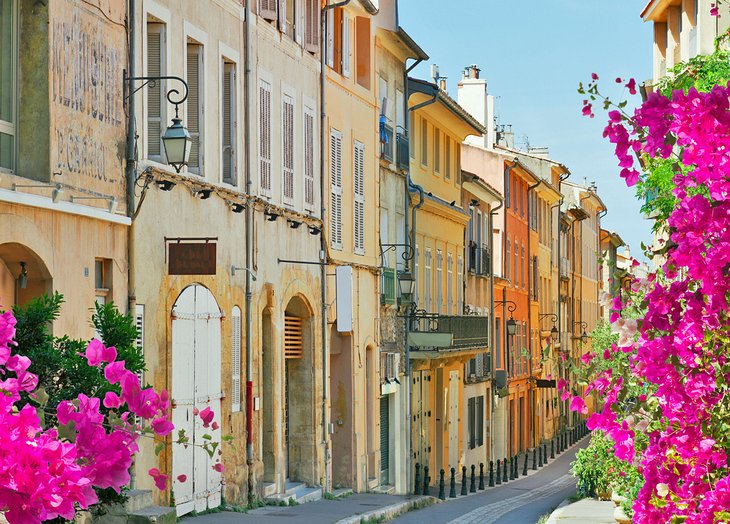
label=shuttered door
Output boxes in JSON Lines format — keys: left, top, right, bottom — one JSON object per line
{"left": 284, "top": 315, "right": 303, "bottom": 359}
{"left": 259, "top": 80, "right": 272, "bottom": 195}
{"left": 282, "top": 95, "right": 294, "bottom": 203}
{"left": 380, "top": 396, "right": 389, "bottom": 483}
{"left": 231, "top": 306, "right": 241, "bottom": 412}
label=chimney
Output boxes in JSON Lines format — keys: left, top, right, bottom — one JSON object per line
{"left": 439, "top": 78, "right": 448, "bottom": 92}
{"left": 457, "top": 63, "right": 494, "bottom": 149}
{"left": 527, "top": 147, "right": 550, "bottom": 159}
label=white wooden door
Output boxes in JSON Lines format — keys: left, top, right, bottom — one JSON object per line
{"left": 172, "top": 285, "right": 222, "bottom": 517}
{"left": 448, "top": 371, "right": 459, "bottom": 468}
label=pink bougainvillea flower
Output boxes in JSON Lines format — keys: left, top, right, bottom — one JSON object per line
{"left": 177, "top": 474, "right": 187, "bottom": 483}
{"left": 103, "top": 391, "right": 123, "bottom": 409}
{"left": 84, "top": 338, "right": 105, "bottom": 367}
{"left": 711, "top": 3, "right": 719, "bottom": 16}
{"left": 213, "top": 463, "right": 224, "bottom": 473}
{"left": 625, "top": 78, "right": 637, "bottom": 95}
{"left": 101, "top": 345, "right": 117, "bottom": 364}
{"left": 148, "top": 468, "right": 168, "bottom": 491}
{"left": 580, "top": 352, "right": 596, "bottom": 365}
{"left": 591, "top": 72, "right": 598, "bottom": 80}
{"left": 104, "top": 361, "right": 128, "bottom": 385}
{"left": 152, "top": 417, "right": 174, "bottom": 436}
{"left": 570, "top": 396, "right": 588, "bottom": 415}
{"left": 199, "top": 407, "right": 215, "bottom": 428}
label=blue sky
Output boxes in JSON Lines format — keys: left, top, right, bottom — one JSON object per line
{"left": 398, "top": 0, "right": 653, "bottom": 260}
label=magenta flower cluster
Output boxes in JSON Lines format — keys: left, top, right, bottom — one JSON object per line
{"left": 571, "top": 82, "right": 730, "bottom": 522}
{"left": 0, "top": 310, "right": 181, "bottom": 524}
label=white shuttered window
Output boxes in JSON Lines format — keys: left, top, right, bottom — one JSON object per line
{"left": 259, "top": 0, "right": 276, "bottom": 20}
{"left": 330, "top": 129, "right": 343, "bottom": 250}
{"left": 303, "top": 106, "right": 315, "bottom": 210}
{"left": 186, "top": 43, "right": 203, "bottom": 175}
{"left": 436, "top": 250, "right": 443, "bottom": 314}
{"left": 231, "top": 306, "right": 242, "bottom": 412}
{"left": 259, "top": 79, "right": 272, "bottom": 195}
{"left": 425, "top": 248, "right": 432, "bottom": 312}
{"left": 447, "top": 253, "right": 453, "bottom": 315}
{"left": 457, "top": 254, "right": 464, "bottom": 314}
{"left": 282, "top": 94, "right": 295, "bottom": 203}
{"left": 354, "top": 141, "right": 365, "bottom": 255}
{"left": 222, "top": 61, "right": 236, "bottom": 185}
{"left": 342, "top": 12, "right": 351, "bottom": 78}
{"left": 304, "top": 0, "right": 319, "bottom": 53}
{"left": 146, "top": 23, "right": 165, "bottom": 162}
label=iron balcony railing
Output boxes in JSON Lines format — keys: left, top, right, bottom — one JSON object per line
{"left": 396, "top": 131, "right": 409, "bottom": 170}
{"left": 381, "top": 267, "right": 397, "bottom": 305}
{"left": 411, "top": 313, "right": 489, "bottom": 350}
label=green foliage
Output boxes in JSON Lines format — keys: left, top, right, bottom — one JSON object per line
{"left": 571, "top": 431, "right": 627, "bottom": 498}
{"left": 655, "top": 50, "right": 730, "bottom": 97}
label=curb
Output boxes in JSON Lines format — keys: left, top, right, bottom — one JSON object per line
{"left": 332, "top": 495, "right": 438, "bottom": 524}
{"left": 544, "top": 497, "right": 572, "bottom": 524}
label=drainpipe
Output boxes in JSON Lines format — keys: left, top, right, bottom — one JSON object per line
{"left": 488, "top": 196, "right": 503, "bottom": 464}
{"left": 526, "top": 179, "right": 539, "bottom": 448}
{"left": 243, "top": 1, "right": 255, "bottom": 501}
{"left": 320, "top": 0, "right": 351, "bottom": 494}
{"left": 502, "top": 159, "right": 517, "bottom": 458}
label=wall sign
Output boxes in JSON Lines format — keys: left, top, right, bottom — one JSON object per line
{"left": 168, "top": 242, "right": 217, "bottom": 275}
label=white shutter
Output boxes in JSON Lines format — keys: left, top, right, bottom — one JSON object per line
{"left": 282, "top": 94, "right": 295, "bottom": 204}
{"left": 326, "top": 10, "right": 334, "bottom": 68}
{"left": 259, "top": 79, "right": 272, "bottom": 195}
{"left": 447, "top": 253, "right": 453, "bottom": 315}
{"left": 329, "top": 129, "right": 343, "bottom": 250}
{"left": 186, "top": 43, "right": 203, "bottom": 175}
{"left": 341, "top": 12, "right": 351, "bottom": 78}
{"left": 304, "top": 0, "right": 319, "bottom": 53}
{"left": 278, "top": 0, "right": 287, "bottom": 33}
{"left": 457, "top": 255, "right": 463, "bottom": 314}
{"left": 304, "top": 106, "right": 315, "bottom": 210}
{"left": 425, "top": 249, "right": 432, "bottom": 312}
{"left": 436, "top": 250, "right": 443, "bottom": 314}
{"left": 146, "top": 24, "right": 164, "bottom": 161}
{"left": 259, "top": 0, "right": 276, "bottom": 20}
{"left": 231, "top": 307, "right": 241, "bottom": 412}
{"left": 354, "top": 140, "right": 365, "bottom": 255}
{"left": 222, "top": 62, "right": 236, "bottom": 185}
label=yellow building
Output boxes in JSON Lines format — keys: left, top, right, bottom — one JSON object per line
{"left": 324, "top": 0, "right": 382, "bottom": 493}
{"left": 407, "top": 77, "right": 485, "bottom": 479}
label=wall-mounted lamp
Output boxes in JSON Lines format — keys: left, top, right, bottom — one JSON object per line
{"left": 506, "top": 316, "right": 517, "bottom": 336}
{"left": 288, "top": 219, "right": 302, "bottom": 229}
{"left": 227, "top": 201, "right": 245, "bottom": 214}
{"left": 573, "top": 321, "right": 589, "bottom": 343}
{"left": 538, "top": 313, "right": 559, "bottom": 342}
{"left": 231, "top": 265, "right": 257, "bottom": 281}
{"left": 309, "top": 225, "right": 321, "bottom": 235}
{"left": 193, "top": 188, "right": 213, "bottom": 200}
{"left": 397, "top": 270, "right": 416, "bottom": 304}
{"left": 264, "top": 209, "right": 279, "bottom": 222}
{"left": 70, "top": 195, "right": 117, "bottom": 213}
{"left": 155, "top": 179, "right": 176, "bottom": 192}
{"left": 12, "top": 183, "right": 63, "bottom": 203}
{"left": 18, "top": 262, "right": 27, "bottom": 289}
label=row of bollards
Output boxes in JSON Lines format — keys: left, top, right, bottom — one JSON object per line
{"left": 415, "top": 421, "right": 590, "bottom": 500}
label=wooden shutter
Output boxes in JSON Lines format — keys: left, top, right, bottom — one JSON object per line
{"left": 447, "top": 253, "right": 453, "bottom": 315}
{"left": 304, "top": 0, "right": 319, "bottom": 53}
{"left": 326, "top": 9, "right": 335, "bottom": 68}
{"left": 186, "top": 43, "right": 202, "bottom": 174}
{"left": 146, "top": 24, "right": 164, "bottom": 161}
{"left": 436, "top": 250, "right": 442, "bottom": 314}
{"left": 222, "top": 62, "right": 236, "bottom": 185}
{"left": 284, "top": 314, "right": 303, "bottom": 359}
{"left": 341, "top": 11, "right": 351, "bottom": 78}
{"left": 477, "top": 396, "right": 484, "bottom": 446}
{"left": 457, "top": 255, "right": 463, "bottom": 314}
{"left": 434, "top": 129, "right": 440, "bottom": 173}
{"left": 420, "top": 119, "right": 427, "bottom": 165}
{"left": 231, "top": 306, "right": 241, "bottom": 412}
{"left": 330, "top": 129, "right": 342, "bottom": 249}
{"left": 259, "top": 80, "right": 272, "bottom": 194}
{"left": 278, "top": 0, "right": 287, "bottom": 33}
{"left": 445, "top": 138, "right": 451, "bottom": 179}
{"left": 354, "top": 141, "right": 365, "bottom": 255}
{"left": 304, "top": 106, "right": 315, "bottom": 209}
{"left": 259, "top": 0, "right": 276, "bottom": 20}
{"left": 424, "top": 249, "right": 431, "bottom": 312}
{"left": 282, "top": 94, "right": 295, "bottom": 203}
{"left": 468, "top": 397, "right": 476, "bottom": 449}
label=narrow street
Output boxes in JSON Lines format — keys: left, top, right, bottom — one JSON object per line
{"left": 391, "top": 438, "right": 586, "bottom": 524}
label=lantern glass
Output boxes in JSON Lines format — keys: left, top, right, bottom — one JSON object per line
{"left": 506, "top": 317, "right": 517, "bottom": 336}
{"left": 162, "top": 118, "right": 192, "bottom": 172}
{"left": 398, "top": 271, "right": 415, "bottom": 302}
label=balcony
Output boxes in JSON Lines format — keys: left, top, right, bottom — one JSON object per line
{"left": 381, "top": 267, "right": 397, "bottom": 305}
{"left": 396, "top": 131, "right": 409, "bottom": 170}
{"left": 380, "top": 122, "right": 394, "bottom": 163}
{"left": 408, "top": 313, "right": 489, "bottom": 356}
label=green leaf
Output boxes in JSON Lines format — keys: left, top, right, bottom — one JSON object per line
{"left": 155, "top": 442, "right": 166, "bottom": 456}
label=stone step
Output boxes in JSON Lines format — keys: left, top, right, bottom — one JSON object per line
{"left": 264, "top": 482, "right": 322, "bottom": 505}
{"left": 124, "top": 490, "right": 154, "bottom": 513}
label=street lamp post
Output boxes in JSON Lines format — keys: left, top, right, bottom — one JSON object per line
{"left": 494, "top": 298, "right": 517, "bottom": 457}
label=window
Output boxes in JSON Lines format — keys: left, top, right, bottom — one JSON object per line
{"left": 505, "top": 239, "right": 510, "bottom": 281}
{"left": 354, "top": 141, "right": 365, "bottom": 255}
{"left": 285, "top": 0, "right": 296, "bottom": 39}
{"left": 513, "top": 177, "right": 518, "bottom": 213}
{"left": 468, "top": 396, "right": 484, "bottom": 449}
{"left": 447, "top": 253, "right": 453, "bottom": 315}
{"left": 222, "top": 60, "right": 236, "bottom": 185}
{"left": 409, "top": 111, "right": 415, "bottom": 159}
{"left": 259, "top": 0, "right": 276, "bottom": 20}
{"left": 282, "top": 94, "right": 295, "bottom": 203}
{"left": 521, "top": 246, "right": 526, "bottom": 289}
{"left": 231, "top": 306, "right": 242, "bottom": 412}
{"left": 457, "top": 254, "right": 463, "bottom": 314}
{"left": 94, "top": 259, "right": 112, "bottom": 307}
{"left": 355, "top": 16, "right": 370, "bottom": 89}
{"left": 424, "top": 248, "right": 432, "bottom": 312}
{"left": 186, "top": 43, "right": 203, "bottom": 175}
{"left": 146, "top": 23, "right": 166, "bottom": 162}
{"left": 303, "top": 106, "right": 315, "bottom": 210}
{"left": 504, "top": 167, "right": 511, "bottom": 208}
{"left": 342, "top": 11, "right": 351, "bottom": 77}
{"left": 304, "top": 0, "right": 319, "bottom": 53}
{"left": 259, "top": 79, "right": 272, "bottom": 194}
{"left": 420, "top": 118, "right": 427, "bottom": 166}
{"left": 0, "top": 0, "right": 14, "bottom": 171}
{"left": 514, "top": 242, "right": 519, "bottom": 288}
{"left": 330, "top": 129, "right": 343, "bottom": 249}
{"left": 436, "top": 250, "right": 443, "bottom": 314}
{"left": 495, "top": 320, "right": 502, "bottom": 369}
{"left": 434, "top": 129, "right": 440, "bottom": 173}
{"left": 444, "top": 138, "right": 451, "bottom": 179}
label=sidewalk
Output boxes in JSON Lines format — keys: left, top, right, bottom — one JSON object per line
{"left": 180, "top": 493, "right": 437, "bottom": 524}
{"left": 545, "top": 497, "right": 616, "bottom": 523}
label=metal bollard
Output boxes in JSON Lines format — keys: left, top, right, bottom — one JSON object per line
{"left": 522, "top": 452, "right": 528, "bottom": 476}
{"left": 449, "top": 467, "right": 457, "bottom": 498}
{"left": 470, "top": 464, "right": 476, "bottom": 492}
{"left": 490, "top": 460, "right": 496, "bottom": 486}
{"left": 495, "top": 459, "right": 502, "bottom": 485}
{"left": 539, "top": 445, "right": 544, "bottom": 467}
{"left": 438, "top": 469, "right": 446, "bottom": 500}
{"left": 551, "top": 438, "right": 555, "bottom": 459}
{"left": 503, "top": 457, "right": 508, "bottom": 482}
{"left": 543, "top": 443, "right": 548, "bottom": 463}
{"left": 509, "top": 456, "right": 515, "bottom": 480}
{"left": 423, "top": 465, "right": 430, "bottom": 496}
{"left": 414, "top": 463, "right": 421, "bottom": 495}
{"left": 479, "top": 463, "right": 485, "bottom": 490}
{"left": 514, "top": 455, "right": 519, "bottom": 478}
{"left": 532, "top": 447, "right": 538, "bottom": 470}
{"left": 461, "top": 466, "right": 468, "bottom": 496}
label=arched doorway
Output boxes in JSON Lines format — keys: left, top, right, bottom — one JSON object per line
{"left": 282, "top": 295, "right": 315, "bottom": 483}
{"left": 171, "top": 285, "right": 223, "bottom": 516}
{"left": 0, "top": 243, "right": 52, "bottom": 309}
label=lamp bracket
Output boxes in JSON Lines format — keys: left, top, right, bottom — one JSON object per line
{"left": 379, "top": 243, "right": 415, "bottom": 267}
{"left": 124, "top": 70, "right": 189, "bottom": 118}
{"left": 494, "top": 299, "right": 517, "bottom": 314}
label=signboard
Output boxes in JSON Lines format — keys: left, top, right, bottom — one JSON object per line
{"left": 168, "top": 243, "right": 217, "bottom": 275}
{"left": 536, "top": 379, "right": 557, "bottom": 389}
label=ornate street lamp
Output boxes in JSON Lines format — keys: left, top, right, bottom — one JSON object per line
{"left": 398, "top": 270, "right": 416, "bottom": 304}
{"left": 538, "top": 313, "right": 560, "bottom": 343}
{"left": 574, "top": 321, "right": 589, "bottom": 343}
{"left": 506, "top": 316, "right": 517, "bottom": 336}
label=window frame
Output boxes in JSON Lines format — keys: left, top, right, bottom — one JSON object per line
{"left": 221, "top": 58, "right": 237, "bottom": 186}
{"left": 0, "top": 0, "right": 17, "bottom": 173}
{"left": 185, "top": 40, "right": 204, "bottom": 176}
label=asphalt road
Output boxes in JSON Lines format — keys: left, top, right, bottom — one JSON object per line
{"left": 390, "top": 437, "right": 587, "bottom": 524}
